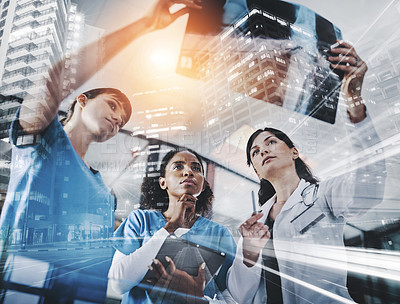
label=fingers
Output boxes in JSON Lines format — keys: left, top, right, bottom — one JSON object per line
{"left": 241, "top": 222, "right": 269, "bottom": 238}
{"left": 178, "top": 193, "right": 197, "bottom": 203}
{"left": 196, "top": 262, "right": 206, "bottom": 289}
{"left": 330, "top": 40, "right": 358, "bottom": 56}
{"left": 329, "top": 54, "right": 358, "bottom": 66}
{"left": 171, "top": 0, "right": 202, "bottom": 10}
{"left": 151, "top": 259, "right": 168, "bottom": 280}
{"left": 240, "top": 212, "right": 264, "bottom": 230}
{"left": 329, "top": 40, "right": 363, "bottom": 68}
{"left": 177, "top": 193, "right": 197, "bottom": 214}
{"left": 170, "top": 6, "right": 189, "bottom": 22}
{"left": 165, "top": 256, "right": 176, "bottom": 274}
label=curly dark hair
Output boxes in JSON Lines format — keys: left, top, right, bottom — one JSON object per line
{"left": 246, "top": 127, "right": 319, "bottom": 206}
{"left": 140, "top": 148, "right": 213, "bottom": 217}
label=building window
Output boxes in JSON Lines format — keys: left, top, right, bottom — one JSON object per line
{"left": 384, "top": 86, "right": 399, "bottom": 99}
{"left": 379, "top": 70, "right": 393, "bottom": 82}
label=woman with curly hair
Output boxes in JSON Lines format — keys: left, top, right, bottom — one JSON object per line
{"left": 108, "top": 149, "right": 236, "bottom": 304}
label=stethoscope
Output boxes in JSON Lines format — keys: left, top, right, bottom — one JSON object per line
{"left": 289, "top": 183, "right": 323, "bottom": 234}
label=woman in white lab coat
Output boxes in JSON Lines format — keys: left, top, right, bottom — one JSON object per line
{"left": 227, "top": 41, "right": 386, "bottom": 303}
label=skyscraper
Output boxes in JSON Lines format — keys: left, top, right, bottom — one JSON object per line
{"left": 0, "top": 0, "right": 82, "bottom": 115}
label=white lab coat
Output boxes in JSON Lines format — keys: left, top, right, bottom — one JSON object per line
{"left": 227, "top": 116, "right": 386, "bottom": 304}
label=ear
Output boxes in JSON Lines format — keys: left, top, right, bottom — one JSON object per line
{"left": 159, "top": 177, "right": 167, "bottom": 190}
{"left": 77, "top": 94, "right": 87, "bottom": 108}
{"left": 292, "top": 147, "right": 299, "bottom": 160}
{"left": 201, "top": 180, "right": 206, "bottom": 192}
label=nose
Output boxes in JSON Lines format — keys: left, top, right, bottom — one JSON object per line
{"left": 260, "top": 145, "right": 270, "bottom": 157}
{"left": 183, "top": 166, "right": 194, "bottom": 176}
{"left": 111, "top": 111, "right": 123, "bottom": 126}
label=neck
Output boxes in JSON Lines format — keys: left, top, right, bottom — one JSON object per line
{"left": 63, "top": 122, "right": 92, "bottom": 160}
{"left": 269, "top": 172, "right": 301, "bottom": 205}
{"left": 163, "top": 196, "right": 181, "bottom": 219}
{"left": 164, "top": 196, "right": 198, "bottom": 228}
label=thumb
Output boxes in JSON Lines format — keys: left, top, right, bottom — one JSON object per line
{"left": 197, "top": 262, "right": 206, "bottom": 288}
{"left": 171, "top": 7, "right": 189, "bottom": 22}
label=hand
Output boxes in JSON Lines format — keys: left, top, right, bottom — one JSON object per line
{"left": 145, "top": 0, "right": 202, "bottom": 31}
{"left": 164, "top": 194, "right": 197, "bottom": 234}
{"left": 239, "top": 212, "right": 270, "bottom": 267}
{"left": 150, "top": 257, "right": 206, "bottom": 301}
{"left": 328, "top": 40, "right": 368, "bottom": 123}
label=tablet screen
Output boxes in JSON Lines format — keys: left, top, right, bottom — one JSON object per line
{"left": 139, "top": 235, "right": 226, "bottom": 289}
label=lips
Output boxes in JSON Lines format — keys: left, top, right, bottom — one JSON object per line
{"left": 262, "top": 156, "right": 275, "bottom": 166}
{"left": 181, "top": 179, "right": 196, "bottom": 186}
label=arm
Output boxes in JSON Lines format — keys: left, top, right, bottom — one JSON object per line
{"left": 19, "top": 0, "right": 202, "bottom": 134}
{"left": 108, "top": 227, "right": 170, "bottom": 295}
{"left": 329, "top": 40, "right": 367, "bottom": 123}
{"left": 227, "top": 213, "right": 269, "bottom": 304}
{"left": 323, "top": 41, "right": 386, "bottom": 217}
{"left": 227, "top": 237, "right": 265, "bottom": 304}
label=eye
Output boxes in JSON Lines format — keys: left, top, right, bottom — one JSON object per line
{"left": 267, "top": 139, "right": 277, "bottom": 145}
{"left": 108, "top": 102, "right": 116, "bottom": 110}
{"left": 252, "top": 149, "right": 259, "bottom": 157}
{"left": 173, "top": 164, "right": 184, "bottom": 170}
{"left": 192, "top": 166, "right": 202, "bottom": 172}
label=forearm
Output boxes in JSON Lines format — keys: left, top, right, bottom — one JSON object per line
{"left": 323, "top": 113, "right": 387, "bottom": 217}
{"left": 347, "top": 114, "right": 386, "bottom": 214}
{"left": 108, "top": 227, "right": 169, "bottom": 294}
{"left": 227, "top": 238, "right": 262, "bottom": 304}
{"left": 19, "top": 17, "right": 152, "bottom": 134}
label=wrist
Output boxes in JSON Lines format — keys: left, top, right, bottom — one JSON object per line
{"left": 242, "top": 248, "right": 260, "bottom": 267}
{"left": 135, "top": 16, "right": 155, "bottom": 34}
{"left": 347, "top": 102, "right": 366, "bottom": 123}
{"left": 164, "top": 222, "right": 178, "bottom": 234}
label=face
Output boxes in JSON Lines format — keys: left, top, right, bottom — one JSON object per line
{"left": 159, "top": 151, "right": 206, "bottom": 199}
{"left": 249, "top": 131, "right": 298, "bottom": 180}
{"left": 79, "top": 93, "right": 128, "bottom": 142}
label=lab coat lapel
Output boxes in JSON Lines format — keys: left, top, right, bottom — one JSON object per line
{"left": 261, "top": 194, "right": 277, "bottom": 222}
{"left": 280, "top": 179, "right": 309, "bottom": 213}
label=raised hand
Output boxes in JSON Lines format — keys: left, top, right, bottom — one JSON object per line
{"left": 150, "top": 257, "right": 206, "bottom": 302}
{"left": 145, "top": 0, "right": 202, "bottom": 31}
{"left": 239, "top": 212, "right": 270, "bottom": 267}
{"left": 328, "top": 40, "right": 368, "bottom": 122}
{"left": 164, "top": 193, "right": 197, "bottom": 234}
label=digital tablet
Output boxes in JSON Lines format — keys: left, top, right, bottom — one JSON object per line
{"left": 139, "top": 235, "right": 226, "bottom": 289}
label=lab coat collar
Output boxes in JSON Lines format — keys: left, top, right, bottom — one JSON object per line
{"left": 281, "top": 179, "right": 309, "bottom": 213}
{"left": 261, "top": 179, "right": 310, "bottom": 217}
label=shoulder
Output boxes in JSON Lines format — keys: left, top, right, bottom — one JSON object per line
{"left": 125, "top": 209, "right": 161, "bottom": 226}
{"left": 194, "top": 217, "right": 236, "bottom": 257}
{"left": 197, "top": 216, "right": 233, "bottom": 237}
{"left": 10, "top": 110, "right": 65, "bottom": 148}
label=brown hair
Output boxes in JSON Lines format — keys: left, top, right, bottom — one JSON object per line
{"left": 61, "top": 88, "right": 132, "bottom": 126}
{"left": 246, "top": 127, "right": 318, "bottom": 205}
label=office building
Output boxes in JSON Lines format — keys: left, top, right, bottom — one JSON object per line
{"left": 0, "top": 0, "right": 112, "bottom": 246}
{"left": 0, "top": 0, "right": 83, "bottom": 126}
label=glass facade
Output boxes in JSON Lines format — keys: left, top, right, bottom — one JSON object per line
{"left": 0, "top": 0, "right": 399, "bottom": 303}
